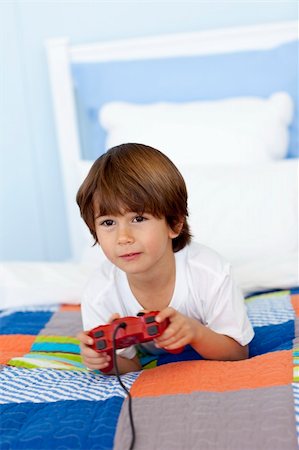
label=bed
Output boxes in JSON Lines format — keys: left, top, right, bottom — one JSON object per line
{"left": 1, "top": 21, "right": 298, "bottom": 449}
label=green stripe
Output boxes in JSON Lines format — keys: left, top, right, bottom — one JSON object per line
{"left": 293, "top": 367, "right": 299, "bottom": 380}
{"left": 8, "top": 360, "right": 39, "bottom": 369}
{"left": 8, "top": 357, "right": 87, "bottom": 371}
{"left": 245, "top": 290, "right": 290, "bottom": 303}
{"left": 142, "top": 361, "right": 157, "bottom": 369}
{"left": 34, "top": 336, "right": 79, "bottom": 345}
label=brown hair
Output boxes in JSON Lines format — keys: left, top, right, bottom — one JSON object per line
{"left": 76, "top": 143, "right": 192, "bottom": 252}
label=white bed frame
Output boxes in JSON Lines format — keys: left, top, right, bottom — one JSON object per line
{"left": 45, "top": 21, "right": 297, "bottom": 262}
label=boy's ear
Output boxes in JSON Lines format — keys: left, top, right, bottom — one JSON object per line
{"left": 169, "top": 219, "right": 184, "bottom": 239}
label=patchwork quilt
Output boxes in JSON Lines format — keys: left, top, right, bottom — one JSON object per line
{"left": 1, "top": 289, "right": 298, "bottom": 450}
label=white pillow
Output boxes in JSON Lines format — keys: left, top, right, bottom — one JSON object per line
{"left": 179, "top": 159, "right": 298, "bottom": 287}
{"left": 100, "top": 92, "right": 293, "bottom": 165}
{"left": 76, "top": 159, "right": 298, "bottom": 294}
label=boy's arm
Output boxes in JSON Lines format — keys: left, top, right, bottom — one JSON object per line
{"left": 155, "top": 308, "right": 249, "bottom": 361}
{"left": 189, "top": 320, "right": 248, "bottom": 360}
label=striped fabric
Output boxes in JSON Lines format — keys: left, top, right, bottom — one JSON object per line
{"left": 293, "top": 384, "right": 299, "bottom": 441}
{"left": 0, "top": 367, "right": 139, "bottom": 403}
{"left": 246, "top": 291, "right": 295, "bottom": 327}
{"left": 0, "top": 290, "right": 298, "bottom": 449}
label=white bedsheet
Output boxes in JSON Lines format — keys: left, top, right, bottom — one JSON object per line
{"left": 0, "top": 262, "right": 99, "bottom": 309}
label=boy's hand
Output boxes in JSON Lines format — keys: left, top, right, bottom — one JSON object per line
{"left": 77, "top": 313, "right": 121, "bottom": 371}
{"left": 155, "top": 308, "right": 249, "bottom": 362}
{"left": 155, "top": 307, "right": 201, "bottom": 350}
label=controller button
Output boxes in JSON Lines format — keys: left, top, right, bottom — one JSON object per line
{"left": 147, "top": 325, "right": 158, "bottom": 336}
{"left": 96, "top": 340, "right": 107, "bottom": 350}
{"left": 145, "top": 316, "right": 155, "bottom": 324}
{"left": 137, "top": 312, "right": 145, "bottom": 316}
{"left": 94, "top": 330, "right": 104, "bottom": 338}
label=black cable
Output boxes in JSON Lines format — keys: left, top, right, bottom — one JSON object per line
{"left": 112, "top": 323, "right": 136, "bottom": 450}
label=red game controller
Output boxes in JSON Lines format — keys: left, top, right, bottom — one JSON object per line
{"left": 88, "top": 311, "right": 184, "bottom": 373}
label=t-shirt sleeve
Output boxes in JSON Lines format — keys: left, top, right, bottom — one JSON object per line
{"left": 202, "top": 266, "right": 254, "bottom": 346}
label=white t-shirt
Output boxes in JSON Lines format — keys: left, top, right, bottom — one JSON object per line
{"left": 81, "top": 241, "right": 254, "bottom": 359}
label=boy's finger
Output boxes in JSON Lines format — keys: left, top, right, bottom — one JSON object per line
{"left": 108, "top": 313, "right": 121, "bottom": 323}
{"left": 155, "top": 307, "right": 175, "bottom": 323}
{"left": 84, "top": 353, "right": 110, "bottom": 365}
{"left": 156, "top": 324, "right": 177, "bottom": 340}
{"left": 163, "top": 337, "right": 186, "bottom": 350}
{"left": 138, "top": 309, "right": 150, "bottom": 314}
{"left": 80, "top": 345, "right": 100, "bottom": 358}
{"left": 77, "top": 330, "right": 94, "bottom": 346}
{"left": 86, "top": 361, "right": 110, "bottom": 370}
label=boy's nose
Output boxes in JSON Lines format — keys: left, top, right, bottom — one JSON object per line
{"left": 117, "top": 227, "right": 134, "bottom": 245}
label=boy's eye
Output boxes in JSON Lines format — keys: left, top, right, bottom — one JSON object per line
{"left": 100, "top": 219, "right": 115, "bottom": 227}
{"left": 133, "top": 215, "right": 147, "bottom": 223}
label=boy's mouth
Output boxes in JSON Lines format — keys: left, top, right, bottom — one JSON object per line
{"left": 119, "top": 252, "right": 141, "bottom": 261}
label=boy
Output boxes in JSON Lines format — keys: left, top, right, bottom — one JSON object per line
{"left": 77, "top": 143, "right": 254, "bottom": 374}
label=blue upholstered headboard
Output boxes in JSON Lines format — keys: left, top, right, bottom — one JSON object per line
{"left": 72, "top": 39, "right": 298, "bottom": 160}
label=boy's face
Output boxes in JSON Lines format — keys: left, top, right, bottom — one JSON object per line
{"left": 93, "top": 210, "right": 179, "bottom": 277}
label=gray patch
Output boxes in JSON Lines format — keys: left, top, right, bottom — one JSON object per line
{"left": 39, "top": 311, "right": 82, "bottom": 337}
{"left": 114, "top": 385, "right": 297, "bottom": 450}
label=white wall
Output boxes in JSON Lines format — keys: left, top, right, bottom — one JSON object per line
{"left": 1, "top": 1, "right": 297, "bottom": 261}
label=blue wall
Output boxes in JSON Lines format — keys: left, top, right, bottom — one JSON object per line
{"left": 0, "top": 1, "right": 297, "bottom": 261}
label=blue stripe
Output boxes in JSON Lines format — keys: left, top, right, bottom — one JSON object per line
{"left": 249, "top": 320, "right": 295, "bottom": 357}
{"left": 31, "top": 343, "right": 80, "bottom": 353}
{"left": 0, "top": 311, "right": 53, "bottom": 335}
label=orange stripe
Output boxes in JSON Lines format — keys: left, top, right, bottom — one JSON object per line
{"left": 131, "top": 350, "right": 292, "bottom": 397}
{"left": 0, "top": 335, "right": 36, "bottom": 364}
{"left": 291, "top": 294, "right": 299, "bottom": 317}
{"left": 59, "top": 304, "right": 81, "bottom": 311}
